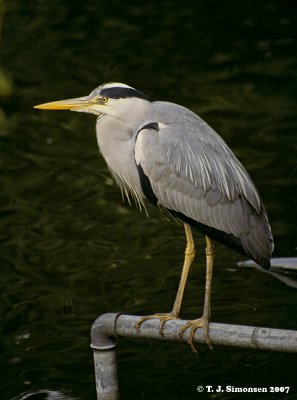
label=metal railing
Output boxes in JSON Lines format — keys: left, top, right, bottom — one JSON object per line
{"left": 90, "top": 313, "right": 297, "bottom": 400}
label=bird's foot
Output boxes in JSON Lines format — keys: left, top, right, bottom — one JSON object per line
{"left": 179, "top": 315, "right": 212, "bottom": 353}
{"left": 134, "top": 312, "right": 179, "bottom": 336}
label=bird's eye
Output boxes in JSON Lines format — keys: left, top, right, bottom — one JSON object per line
{"left": 92, "top": 95, "right": 108, "bottom": 104}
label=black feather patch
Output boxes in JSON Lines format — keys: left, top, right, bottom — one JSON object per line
{"left": 140, "top": 122, "right": 159, "bottom": 131}
{"left": 135, "top": 121, "right": 159, "bottom": 205}
{"left": 101, "top": 86, "right": 149, "bottom": 101}
{"left": 137, "top": 164, "right": 158, "bottom": 205}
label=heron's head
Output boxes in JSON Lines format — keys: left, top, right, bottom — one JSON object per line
{"left": 34, "top": 82, "right": 151, "bottom": 122}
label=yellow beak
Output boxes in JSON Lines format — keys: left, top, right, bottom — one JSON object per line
{"left": 34, "top": 96, "right": 92, "bottom": 111}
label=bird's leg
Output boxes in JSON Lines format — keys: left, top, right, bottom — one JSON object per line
{"left": 179, "top": 235, "right": 215, "bottom": 353}
{"left": 134, "top": 223, "right": 195, "bottom": 334}
{"left": 169, "top": 223, "right": 195, "bottom": 317}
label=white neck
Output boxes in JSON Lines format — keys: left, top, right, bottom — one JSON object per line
{"left": 95, "top": 101, "right": 151, "bottom": 209}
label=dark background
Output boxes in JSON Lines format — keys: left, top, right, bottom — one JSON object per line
{"left": 0, "top": 1, "right": 297, "bottom": 399}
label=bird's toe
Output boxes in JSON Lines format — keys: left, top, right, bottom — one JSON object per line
{"left": 179, "top": 316, "right": 212, "bottom": 353}
{"left": 134, "top": 312, "right": 179, "bottom": 336}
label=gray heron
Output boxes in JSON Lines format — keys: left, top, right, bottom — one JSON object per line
{"left": 34, "top": 82, "right": 274, "bottom": 352}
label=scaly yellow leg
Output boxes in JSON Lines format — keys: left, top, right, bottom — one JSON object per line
{"left": 134, "top": 223, "right": 195, "bottom": 333}
{"left": 179, "top": 235, "right": 215, "bottom": 352}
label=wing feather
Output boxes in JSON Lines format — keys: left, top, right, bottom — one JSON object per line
{"left": 134, "top": 101, "right": 273, "bottom": 265}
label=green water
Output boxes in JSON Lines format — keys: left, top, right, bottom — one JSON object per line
{"left": 1, "top": 1, "right": 297, "bottom": 399}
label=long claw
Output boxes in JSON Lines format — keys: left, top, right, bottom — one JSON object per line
{"left": 134, "top": 313, "right": 179, "bottom": 336}
{"left": 179, "top": 316, "right": 213, "bottom": 353}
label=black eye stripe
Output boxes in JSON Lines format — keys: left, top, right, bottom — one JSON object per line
{"left": 100, "top": 87, "right": 149, "bottom": 101}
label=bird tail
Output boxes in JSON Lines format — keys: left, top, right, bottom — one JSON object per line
{"left": 240, "top": 210, "right": 274, "bottom": 269}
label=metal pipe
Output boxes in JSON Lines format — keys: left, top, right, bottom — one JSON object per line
{"left": 91, "top": 313, "right": 120, "bottom": 400}
{"left": 90, "top": 313, "right": 297, "bottom": 399}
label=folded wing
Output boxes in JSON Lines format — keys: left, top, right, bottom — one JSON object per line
{"left": 135, "top": 102, "right": 273, "bottom": 267}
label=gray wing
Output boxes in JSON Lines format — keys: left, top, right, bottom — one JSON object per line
{"left": 135, "top": 101, "right": 273, "bottom": 266}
